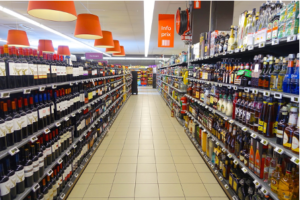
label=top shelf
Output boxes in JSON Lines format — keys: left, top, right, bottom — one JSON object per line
{"left": 158, "top": 62, "right": 188, "bottom": 69}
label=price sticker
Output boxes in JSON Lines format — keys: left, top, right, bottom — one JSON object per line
{"left": 71, "top": 113, "right": 75, "bottom": 117}
{"left": 229, "top": 50, "right": 233, "bottom": 54}
{"left": 80, "top": 165, "right": 84, "bottom": 169}
{"left": 8, "top": 147, "right": 20, "bottom": 156}
{"left": 259, "top": 42, "right": 265, "bottom": 48}
{"left": 242, "top": 127, "right": 248, "bottom": 132}
{"left": 291, "top": 96, "right": 299, "bottom": 103}
{"left": 232, "top": 196, "right": 239, "bottom": 200}
{"left": 44, "top": 128, "right": 50, "bottom": 134}
{"left": 287, "top": 35, "right": 296, "bottom": 42}
{"left": 224, "top": 184, "right": 229, "bottom": 189}
{"left": 252, "top": 89, "right": 258, "bottom": 94}
{"left": 274, "top": 93, "right": 282, "bottom": 99}
{"left": 229, "top": 120, "right": 234, "bottom": 124}
{"left": 227, "top": 86, "right": 231, "bottom": 89}
{"left": 272, "top": 39, "right": 279, "bottom": 45}
{"left": 242, "top": 167, "right": 248, "bottom": 173}
{"left": 205, "top": 56, "right": 209, "bottom": 60}
{"left": 52, "top": 84, "right": 57, "bottom": 89}
{"left": 60, "top": 193, "right": 65, "bottom": 199}
{"left": 215, "top": 53, "right": 219, "bottom": 57}
{"left": 39, "top": 86, "right": 45, "bottom": 92}
{"left": 32, "top": 183, "right": 40, "bottom": 192}
{"left": 219, "top": 83, "right": 222, "bottom": 87}
{"left": 260, "top": 139, "right": 268, "bottom": 146}
{"left": 47, "top": 169, "right": 53, "bottom": 176}
{"left": 251, "top": 133, "right": 257, "bottom": 138}
{"left": 233, "top": 160, "right": 239, "bottom": 165}
{"left": 84, "top": 158, "right": 88, "bottom": 162}
{"left": 222, "top": 148, "right": 226, "bottom": 152}
{"left": 241, "top": 47, "right": 246, "bottom": 52}
{"left": 30, "top": 136, "right": 38, "bottom": 143}
{"left": 216, "top": 142, "right": 220, "bottom": 146}
{"left": 290, "top": 156, "right": 299, "bottom": 165}
{"left": 66, "top": 151, "right": 71, "bottom": 156}
{"left": 201, "top": 151, "right": 205, "bottom": 155}
{"left": 0, "top": 92, "right": 10, "bottom": 99}
{"left": 55, "top": 122, "right": 61, "bottom": 127}
{"left": 73, "top": 144, "right": 77, "bottom": 149}
{"left": 223, "top": 52, "right": 226, "bottom": 56}
{"left": 23, "top": 89, "right": 31, "bottom": 94}
{"left": 261, "top": 187, "right": 269, "bottom": 195}
{"left": 233, "top": 86, "right": 238, "bottom": 90}
{"left": 227, "top": 153, "right": 233, "bottom": 158}
{"left": 263, "top": 91, "right": 270, "bottom": 97}
{"left": 248, "top": 45, "right": 254, "bottom": 50}
{"left": 79, "top": 138, "right": 83, "bottom": 142}
{"left": 215, "top": 169, "right": 218, "bottom": 174}
{"left": 89, "top": 152, "right": 93, "bottom": 156}
{"left": 68, "top": 182, "right": 73, "bottom": 187}
{"left": 219, "top": 176, "right": 223, "bottom": 181}
{"left": 235, "top": 48, "right": 240, "bottom": 53}
{"left": 253, "top": 180, "right": 261, "bottom": 188}
{"left": 244, "top": 88, "right": 250, "bottom": 93}
{"left": 64, "top": 117, "right": 69, "bottom": 121}
{"left": 74, "top": 173, "right": 78, "bottom": 178}
{"left": 274, "top": 147, "right": 284, "bottom": 154}
{"left": 57, "top": 158, "right": 63, "bottom": 164}
{"left": 210, "top": 163, "right": 214, "bottom": 168}
{"left": 224, "top": 117, "right": 228, "bottom": 121}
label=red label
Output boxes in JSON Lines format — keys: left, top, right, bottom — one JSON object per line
{"left": 194, "top": 1, "right": 201, "bottom": 9}
{"left": 158, "top": 14, "right": 174, "bottom": 48}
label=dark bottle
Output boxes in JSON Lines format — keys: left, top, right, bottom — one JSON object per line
{"left": 24, "top": 149, "right": 34, "bottom": 187}
{"left": 12, "top": 101, "right": 22, "bottom": 143}
{"left": 0, "top": 163, "right": 11, "bottom": 200}
{"left": 18, "top": 48, "right": 30, "bottom": 87}
{"left": 45, "top": 133, "right": 52, "bottom": 166}
{"left": 41, "top": 178, "right": 49, "bottom": 200}
{"left": 39, "top": 94, "right": 47, "bottom": 127}
{"left": 290, "top": 53, "right": 299, "bottom": 95}
{"left": 35, "top": 94, "right": 44, "bottom": 130}
{"left": 43, "top": 93, "right": 50, "bottom": 126}
{"left": 39, "top": 137, "right": 47, "bottom": 168}
{"left": 6, "top": 46, "right": 16, "bottom": 89}
{"left": 263, "top": 97, "right": 276, "bottom": 138}
{"left": 0, "top": 103, "right": 7, "bottom": 150}
{"left": 258, "top": 97, "right": 268, "bottom": 135}
{"left": 258, "top": 57, "right": 268, "bottom": 89}
{"left": 51, "top": 170, "right": 57, "bottom": 199}
{"left": 238, "top": 179, "right": 248, "bottom": 200}
{"left": 276, "top": 106, "right": 288, "bottom": 145}
{"left": 14, "top": 153, "right": 25, "bottom": 194}
{"left": 263, "top": 56, "right": 274, "bottom": 89}
{"left": 35, "top": 142, "right": 44, "bottom": 179}
{"left": 29, "top": 97, "right": 38, "bottom": 133}
{"left": 37, "top": 188, "right": 44, "bottom": 200}
{"left": 30, "top": 145, "right": 39, "bottom": 182}
{"left": 54, "top": 90, "right": 61, "bottom": 120}
{"left": 291, "top": 118, "right": 299, "bottom": 154}
{"left": 0, "top": 46, "right": 7, "bottom": 89}
{"left": 23, "top": 98, "right": 33, "bottom": 136}
{"left": 283, "top": 107, "right": 298, "bottom": 150}
{"left": 251, "top": 55, "right": 263, "bottom": 88}
{"left": 3, "top": 102, "right": 14, "bottom": 147}
{"left": 49, "top": 54, "right": 57, "bottom": 83}
{"left": 241, "top": 63, "right": 252, "bottom": 86}
{"left": 5, "top": 158, "right": 16, "bottom": 199}
{"left": 18, "top": 99, "right": 28, "bottom": 139}
{"left": 46, "top": 175, "right": 52, "bottom": 200}
{"left": 282, "top": 54, "right": 295, "bottom": 93}
{"left": 48, "top": 93, "right": 55, "bottom": 124}
{"left": 13, "top": 47, "right": 23, "bottom": 88}
{"left": 24, "top": 48, "right": 34, "bottom": 86}
{"left": 270, "top": 58, "right": 282, "bottom": 91}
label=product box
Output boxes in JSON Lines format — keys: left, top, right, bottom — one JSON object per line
{"left": 210, "top": 31, "right": 218, "bottom": 56}
{"left": 286, "top": 1, "right": 299, "bottom": 21}
{"left": 285, "top": 18, "right": 299, "bottom": 37}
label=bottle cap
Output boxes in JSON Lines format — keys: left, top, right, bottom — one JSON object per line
{"left": 289, "top": 54, "right": 295, "bottom": 60}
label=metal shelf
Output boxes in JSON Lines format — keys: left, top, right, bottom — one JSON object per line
{"left": 161, "top": 80, "right": 187, "bottom": 93}
{"left": 159, "top": 74, "right": 184, "bottom": 79}
{"left": 158, "top": 62, "right": 188, "bottom": 69}
{"left": 159, "top": 85, "right": 180, "bottom": 106}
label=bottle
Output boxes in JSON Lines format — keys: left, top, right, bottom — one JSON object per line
{"left": 41, "top": 178, "right": 49, "bottom": 200}
{"left": 30, "top": 145, "right": 39, "bottom": 182}
{"left": 290, "top": 53, "right": 299, "bottom": 95}
{"left": 263, "top": 145, "right": 272, "bottom": 183}
{"left": 276, "top": 106, "right": 289, "bottom": 145}
{"left": 270, "top": 157, "right": 282, "bottom": 194}
{"left": 282, "top": 54, "right": 295, "bottom": 93}
{"left": 0, "top": 103, "right": 7, "bottom": 150}
{"left": 221, "top": 94, "right": 227, "bottom": 114}
{"left": 23, "top": 98, "right": 33, "bottom": 138}
{"left": 24, "top": 149, "right": 33, "bottom": 188}
{"left": 291, "top": 118, "right": 299, "bottom": 154}
{"left": 264, "top": 56, "right": 274, "bottom": 89}
{"left": 252, "top": 54, "right": 263, "bottom": 88}
{"left": 5, "top": 158, "right": 16, "bottom": 199}
{"left": 29, "top": 97, "right": 38, "bottom": 133}
{"left": 225, "top": 95, "right": 233, "bottom": 117}
{"left": 233, "top": 92, "right": 242, "bottom": 120}
{"left": 12, "top": 101, "right": 22, "bottom": 143}
{"left": 0, "top": 163, "right": 10, "bottom": 200}
{"left": 258, "top": 98, "right": 268, "bottom": 135}
{"left": 259, "top": 57, "right": 268, "bottom": 88}
{"left": 278, "top": 163, "right": 293, "bottom": 200}
{"left": 237, "top": 179, "right": 248, "bottom": 200}
{"left": 18, "top": 99, "right": 28, "bottom": 139}
{"left": 277, "top": 58, "right": 288, "bottom": 92}
{"left": 249, "top": 137, "right": 255, "bottom": 172}
{"left": 48, "top": 93, "right": 55, "bottom": 124}
{"left": 3, "top": 102, "right": 14, "bottom": 147}
{"left": 268, "top": 150, "right": 277, "bottom": 184}
{"left": 263, "top": 97, "right": 276, "bottom": 138}
{"left": 283, "top": 107, "right": 298, "bottom": 150}
{"left": 270, "top": 58, "right": 282, "bottom": 91}
{"left": 35, "top": 142, "right": 44, "bottom": 179}
{"left": 14, "top": 153, "right": 25, "bottom": 194}
{"left": 45, "top": 134, "right": 52, "bottom": 166}
{"left": 6, "top": 46, "right": 16, "bottom": 89}
{"left": 0, "top": 46, "right": 7, "bottom": 89}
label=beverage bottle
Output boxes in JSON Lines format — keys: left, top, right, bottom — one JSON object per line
{"left": 29, "top": 97, "right": 38, "bottom": 132}
{"left": 24, "top": 148, "right": 34, "bottom": 188}
{"left": 35, "top": 94, "right": 44, "bottom": 130}
{"left": 270, "top": 58, "right": 282, "bottom": 91}
{"left": 290, "top": 53, "right": 299, "bottom": 95}
{"left": 41, "top": 178, "right": 49, "bottom": 200}
{"left": 12, "top": 101, "right": 22, "bottom": 143}
{"left": 263, "top": 97, "right": 276, "bottom": 138}
{"left": 282, "top": 54, "right": 295, "bottom": 93}
{"left": 18, "top": 48, "right": 30, "bottom": 87}
{"left": 23, "top": 98, "right": 33, "bottom": 137}
{"left": 4, "top": 102, "right": 14, "bottom": 147}
{"left": 263, "top": 56, "right": 274, "bottom": 89}
{"left": 14, "top": 153, "right": 25, "bottom": 194}
{"left": 263, "top": 145, "right": 273, "bottom": 182}
{"left": 251, "top": 54, "right": 263, "bottom": 88}
{"left": 35, "top": 142, "right": 44, "bottom": 178}
{"left": 278, "top": 163, "right": 294, "bottom": 200}
{"left": 0, "top": 163, "right": 10, "bottom": 200}
{"left": 30, "top": 144, "right": 39, "bottom": 182}
{"left": 259, "top": 57, "right": 268, "bottom": 88}
{"left": 258, "top": 97, "right": 268, "bottom": 135}
{"left": 283, "top": 106, "right": 298, "bottom": 150}
{"left": 18, "top": 99, "right": 28, "bottom": 139}
{"left": 277, "top": 58, "right": 288, "bottom": 92}
{"left": 0, "top": 103, "right": 7, "bottom": 150}
{"left": 276, "top": 106, "right": 289, "bottom": 145}
{"left": 291, "top": 118, "right": 299, "bottom": 154}
{"left": 0, "top": 46, "right": 8, "bottom": 89}
{"left": 5, "top": 158, "right": 16, "bottom": 199}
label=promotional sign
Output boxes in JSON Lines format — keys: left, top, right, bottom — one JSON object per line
{"left": 158, "top": 14, "right": 174, "bottom": 48}
{"left": 85, "top": 52, "right": 103, "bottom": 60}
{"left": 194, "top": 1, "right": 201, "bottom": 9}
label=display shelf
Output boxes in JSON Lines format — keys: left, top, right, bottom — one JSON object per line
{"left": 184, "top": 94, "right": 299, "bottom": 159}
{"left": 161, "top": 80, "right": 187, "bottom": 93}
{"left": 0, "top": 74, "right": 125, "bottom": 95}
{"left": 0, "top": 83, "right": 125, "bottom": 161}
{"left": 15, "top": 92, "right": 126, "bottom": 200}
{"left": 184, "top": 110, "right": 278, "bottom": 200}
{"left": 159, "top": 74, "right": 184, "bottom": 79}
{"left": 158, "top": 62, "right": 188, "bottom": 69}
{"left": 187, "top": 78, "right": 299, "bottom": 101}
{"left": 159, "top": 85, "right": 180, "bottom": 106}
{"left": 59, "top": 95, "right": 130, "bottom": 200}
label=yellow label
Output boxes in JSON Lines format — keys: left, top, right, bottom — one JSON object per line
{"left": 258, "top": 126, "right": 263, "bottom": 131}
{"left": 263, "top": 122, "right": 267, "bottom": 133}
{"left": 271, "top": 179, "right": 278, "bottom": 191}
{"left": 88, "top": 92, "right": 93, "bottom": 100}
{"left": 229, "top": 176, "right": 233, "bottom": 187}
{"left": 196, "top": 92, "right": 200, "bottom": 98}
{"left": 210, "top": 96, "right": 214, "bottom": 104}
{"left": 233, "top": 180, "right": 238, "bottom": 191}
{"left": 270, "top": 75, "right": 276, "bottom": 89}
{"left": 259, "top": 120, "right": 264, "bottom": 126}
{"left": 277, "top": 75, "right": 284, "bottom": 91}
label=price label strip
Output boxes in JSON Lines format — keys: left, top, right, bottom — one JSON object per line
{"left": 60, "top": 193, "right": 65, "bottom": 199}
{"left": 9, "top": 147, "right": 20, "bottom": 156}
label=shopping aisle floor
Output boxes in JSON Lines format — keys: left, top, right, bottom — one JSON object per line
{"left": 68, "top": 87, "right": 228, "bottom": 200}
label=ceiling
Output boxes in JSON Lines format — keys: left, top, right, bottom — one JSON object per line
{"left": 0, "top": 1, "right": 189, "bottom": 56}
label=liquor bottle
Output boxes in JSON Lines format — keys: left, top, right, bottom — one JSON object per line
{"left": 35, "top": 95, "right": 44, "bottom": 130}
{"left": 258, "top": 97, "right": 268, "bottom": 135}
{"left": 0, "top": 46, "right": 7, "bottom": 89}
{"left": 18, "top": 48, "right": 30, "bottom": 87}
{"left": 49, "top": 54, "right": 57, "bottom": 83}
{"left": 270, "top": 58, "right": 282, "bottom": 91}
{"left": 251, "top": 54, "right": 263, "bottom": 88}
{"left": 24, "top": 149, "right": 33, "bottom": 187}
{"left": 24, "top": 49, "right": 34, "bottom": 86}
{"left": 263, "top": 56, "right": 274, "bottom": 89}
{"left": 241, "top": 63, "right": 252, "bottom": 87}
{"left": 35, "top": 142, "right": 44, "bottom": 178}
{"left": 4, "top": 102, "right": 14, "bottom": 147}
{"left": 276, "top": 106, "right": 289, "bottom": 145}
{"left": 245, "top": 94, "right": 254, "bottom": 125}
{"left": 283, "top": 54, "right": 295, "bottom": 93}
{"left": 23, "top": 98, "right": 33, "bottom": 138}
{"left": 283, "top": 107, "right": 298, "bottom": 150}
{"left": 263, "top": 145, "right": 272, "bottom": 182}
{"left": 6, "top": 46, "right": 15, "bottom": 89}
{"left": 290, "top": 53, "right": 299, "bottom": 95}
{"left": 41, "top": 178, "right": 49, "bottom": 200}
{"left": 43, "top": 93, "right": 50, "bottom": 126}
{"left": 277, "top": 58, "right": 288, "bottom": 92}
{"left": 0, "top": 163, "right": 10, "bottom": 200}
{"left": 270, "top": 157, "right": 282, "bottom": 194}
{"left": 268, "top": 150, "right": 277, "bottom": 184}
{"left": 13, "top": 47, "right": 23, "bottom": 88}
{"left": 31, "top": 49, "right": 38, "bottom": 85}
{"left": 29, "top": 97, "right": 38, "bottom": 133}
{"left": 249, "top": 137, "right": 255, "bottom": 172}
{"left": 278, "top": 163, "right": 293, "bottom": 199}
{"left": 263, "top": 97, "right": 276, "bottom": 138}
{"left": 30, "top": 145, "right": 39, "bottom": 182}
{"left": 18, "top": 99, "right": 28, "bottom": 139}
{"left": 14, "top": 153, "right": 25, "bottom": 194}
{"left": 291, "top": 118, "right": 299, "bottom": 154}
{"left": 39, "top": 137, "right": 47, "bottom": 168}
{"left": 40, "top": 94, "right": 47, "bottom": 127}
{"left": 0, "top": 103, "right": 7, "bottom": 150}
{"left": 48, "top": 92, "right": 54, "bottom": 124}
{"left": 54, "top": 91, "right": 61, "bottom": 120}
{"left": 44, "top": 53, "right": 50, "bottom": 84}
{"left": 12, "top": 101, "right": 22, "bottom": 143}
{"left": 5, "top": 158, "right": 16, "bottom": 199}
{"left": 258, "top": 57, "right": 268, "bottom": 89}
{"left": 237, "top": 179, "right": 248, "bottom": 200}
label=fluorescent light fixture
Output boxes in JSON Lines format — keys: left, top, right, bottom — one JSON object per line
{"left": 103, "top": 57, "right": 167, "bottom": 61}
{"left": 144, "top": 0, "right": 155, "bottom": 57}
{"left": 0, "top": 5, "right": 110, "bottom": 57}
{"left": 0, "top": 39, "right": 7, "bottom": 43}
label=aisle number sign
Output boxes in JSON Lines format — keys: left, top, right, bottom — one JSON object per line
{"left": 158, "top": 14, "right": 174, "bottom": 48}
{"left": 194, "top": 1, "right": 201, "bottom": 9}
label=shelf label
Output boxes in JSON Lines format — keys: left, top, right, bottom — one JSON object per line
{"left": 235, "top": 48, "right": 240, "bottom": 53}
{"left": 74, "top": 173, "right": 78, "bottom": 178}
{"left": 52, "top": 84, "right": 57, "bottom": 89}
{"left": 274, "top": 93, "right": 282, "bottom": 99}
{"left": 229, "top": 120, "right": 234, "bottom": 124}
{"left": 291, "top": 96, "right": 299, "bottom": 103}
{"left": 219, "top": 176, "right": 223, "bottom": 181}
{"left": 84, "top": 158, "right": 88, "bottom": 162}
{"left": 259, "top": 42, "right": 265, "bottom": 48}
{"left": 229, "top": 50, "right": 233, "bottom": 54}
{"left": 23, "top": 89, "right": 31, "bottom": 94}
{"left": 57, "top": 158, "right": 63, "bottom": 164}
{"left": 89, "top": 152, "right": 93, "bottom": 156}
{"left": 0, "top": 92, "right": 10, "bottom": 99}
{"left": 227, "top": 153, "right": 233, "bottom": 158}
{"left": 232, "top": 196, "right": 239, "bottom": 200}
{"left": 272, "top": 39, "right": 279, "bottom": 45}
{"left": 60, "top": 193, "right": 65, "bottom": 199}
{"left": 223, "top": 52, "right": 226, "bottom": 56}
{"left": 73, "top": 144, "right": 77, "bottom": 149}
{"left": 261, "top": 187, "right": 269, "bottom": 195}
{"left": 251, "top": 89, "right": 258, "bottom": 94}
{"left": 242, "top": 127, "right": 248, "bottom": 132}
{"left": 233, "top": 86, "right": 238, "bottom": 90}
{"left": 263, "top": 91, "right": 270, "bottom": 96}
{"left": 248, "top": 45, "right": 254, "bottom": 50}
{"left": 32, "top": 183, "right": 40, "bottom": 192}
{"left": 44, "top": 128, "right": 50, "bottom": 134}
{"left": 253, "top": 180, "right": 261, "bottom": 188}
{"left": 47, "top": 169, "right": 53, "bottom": 176}
{"left": 39, "top": 86, "right": 45, "bottom": 92}
{"left": 79, "top": 138, "right": 83, "bottom": 142}
{"left": 241, "top": 167, "right": 248, "bottom": 173}
{"left": 55, "top": 122, "right": 61, "bottom": 127}
{"left": 227, "top": 86, "right": 231, "bottom": 89}
{"left": 215, "top": 54, "right": 219, "bottom": 57}
{"left": 250, "top": 133, "right": 257, "bottom": 138}
{"left": 71, "top": 113, "right": 75, "bottom": 117}
{"left": 80, "top": 165, "right": 84, "bottom": 169}
{"left": 244, "top": 88, "right": 250, "bottom": 93}
{"left": 241, "top": 47, "right": 246, "bottom": 52}
{"left": 260, "top": 139, "right": 268, "bottom": 146}
{"left": 66, "top": 151, "right": 71, "bottom": 156}
{"left": 287, "top": 35, "right": 296, "bottom": 42}
{"left": 222, "top": 148, "right": 226, "bottom": 152}
{"left": 216, "top": 142, "right": 220, "bottom": 146}
{"left": 224, "top": 117, "right": 228, "bottom": 121}
{"left": 224, "top": 184, "right": 229, "bottom": 189}
{"left": 290, "top": 156, "right": 299, "bottom": 165}
{"left": 233, "top": 160, "right": 239, "bottom": 165}
{"left": 64, "top": 117, "right": 69, "bottom": 121}
{"left": 274, "top": 147, "right": 284, "bottom": 154}
{"left": 219, "top": 83, "right": 222, "bottom": 87}
{"left": 30, "top": 136, "right": 38, "bottom": 143}
{"left": 214, "top": 169, "right": 218, "bottom": 174}
{"left": 68, "top": 182, "right": 73, "bottom": 187}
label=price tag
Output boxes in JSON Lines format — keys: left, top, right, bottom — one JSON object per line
{"left": 224, "top": 117, "right": 228, "bottom": 121}
{"left": 55, "top": 122, "right": 61, "bottom": 127}
{"left": 79, "top": 138, "right": 83, "bottom": 142}
{"left": 32, "top": 183, "right": 40, "bottom": 192}
{"left": 242, "top": 127, "right": 248, "bottom": 132}
{"left": 201, "top": 151, "right": 205, "bottom": 155}
{"left": 44, "top": 128, "right": 50, "bottom": 134}
{"left": 233, "top": 86, "right": 238, "bottom": 90}
{"left": 223, "top": 52, "right": 226, "bottom": 56}
{"left": 232, "top": 196, "right": 239, "bottom": 200}
{"left": 272, "top": 39, "right": 279, "bottom": 45}
{"left": 274, "top": 147, "right": 284, "bottom": 154}
{"left": 219, "top": 83, "right": 222, "bottom": 87}
{"left": 73, "top": 144, "right": 77, "bottom": 149}
{"left": 241, "top": 47, "right": 246, "bottom": 52}
{"left": 39, "top": 86, "right": 45, "bottom": 92}
{"left": 229, "top": 120, "right": 234, "bottom": 124}
{"left": 214, "top": 169, "right": 218, "bottom": 174}
{"left": 248, "top": 45, "right": 254, "bottom": 50}
{"left": 71, "top": 113, "right": 75, "bottom": 117}
{"left": 60, "top": 193, "right": 65, "bottom": 199}
{"left": 205, "top": 56, "right": 209, "bottom": 59}
{"left": 251, "top": 133, "right": 257, "bottom": 138}
{"left": 229, "top": 50, "right": 233, "bottom": 54}
{"left": 68, "top": 182, "right": 73, "bottom": 187}
{"left": 274, "top": 93, "right": 282, "bottom": 99}
{"left": 287, "top": 35, "right": 296, "bottom": 42}
{"left": 261, "top": 187, "right": 269, "bottom": 195}
{"left": 235, "top": 48, "right": 240, "bottom": 53}
{"left": 242, "top": 167, "right": 248, "bottom": 173}
{"left": 219, "top": 176, "right": 223, "bottom": 181}
{"left": 290, "top": 156, "right": 299, "bottom": 165}
{"left": 74, "top": 173, "right": 78, "bottom": 178}
{"left": 89, "top": 152, "right": 93, "bottom": 156}
{"left": 80, "top": 165, "right": 84, "bottom": 169}
{"left": 215, "top": 53, "right": 219, "bottom": 57}
{"left": 253, "top": 180, "right": 261, "bottom": 188}
{"left": 263, "top": 91, "right": 270, "bottom": 97}
{"left": 291, "top": 96, "right": 299, "bottom": 103}
{"left": 227, "top": 153, "right": 233, "bottom": 158}
{"left": 224, "top": 184, "right": 229, "bottom": 189}
{"left": 222, "top": 148, "right": 226, "bottom": 152}
{"left": 216, "top": 142, "right": 220, "bottom": 146}
{"left": 260, "top": 139, "right": 268, "bottom": 146}
{"left": 244, "top": 88, "right": 250, "bottom": 93}
{"left": 47, "top": 169, "right": 53, "bottom": 176}
{"left": 252, "top": 89, "right": 258, "bottom": 94}
{"left": 23, "top": 89, "right": 31, "bottom": 94}
{"left": 30, "top": 136, "right": 38, "bottom": 143}
{"left": 259, "top": 42, "right": 265, "bottom": 48}
{"left": 0, "top": 92, "right": 10, "bottom": 98}
{"left": 57, "top": 158, "right": 63, "bottom": 164}
{"left": 52, "top": 84, "right": 57, "bottom": 89}
{"left": 233, "top": 160, "right": 239, "bottom": 165}
{"left": 64, "top": 117, "right": 69, "bottom": 121}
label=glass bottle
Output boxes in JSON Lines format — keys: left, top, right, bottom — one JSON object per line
{"left": 276, "top": 106, "right": 289, "bottom": 145}
{"left": 252, "top": 54, "right": 263, "bottom": 88}
{"left": 268, "top": 150, "right": 277, "bottom": 184}
{"left": 263, "top": 145, "right": 273, "bottom": 182}
{"left": 0, "top": 163, "right": 10, "bottom": 200}
{"left": 290, "top": 53, "right": 299, "bottom": 95}
{"left": 278, "top": 163, "right": 294, "bottom": 200}
{"left": 263, "top": 97, "right": 276, "bottom": 138}
{"left": 233, "top": 92, "right": 241, "bottom": 120}
{"left": 225, "top": 95, "right": 233, "bottom": 117}
{"left": 283, "top": 107, "right": 298, "bottom": 150}
{"left": 258, "top": 57, "right": 268, "bottom": 89}
{"left": 282, "top": 54, "right": 295, "bottom": 93}
{"left": 241, "top": 63, "right": 252, "bottom": 86}
{"left": 270, "top": 58, "right": 282, "bottom": 91}
{"left": 291, "top": 118, "right": 299, "bottom": 154}
{"left": 24, "top": 148, "right": 34, "bottom": 187}
{"left": 5, "top": 157, "right": 16, "bottom": 199}
{"left": 277, "top": 58, "right": 288, "bottom": 92}
{"left": 258, "top": 97, "right": 268, "bottom": 135}
{"left": 263, "top": 56, "right": 274, "bottom": 90}
{"left": 270, "top": 157, "right": 282, "bottom": 194}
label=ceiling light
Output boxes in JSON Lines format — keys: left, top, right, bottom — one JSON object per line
{"left": 0, "top": 5, "right": 110, "bottom": 56}
{"left": 74, "top": 14, "right": 103, "bottom": 39}
{"left": 27, "top": 1, "right": 77, "bottom": 22}
{"left": 94, "top": 31, "right": 114, "bottom": 48}
{"left": 57, "top": 45, "right": 70, "bottom": 55}
{"left": 106, "top": 40, "right": 121, "bottom": 53}
{"left": 0, "top": 39, "right": 7, "bottom": 43}
{"left": 113, "top": 46, "right": 125, "bottom": 56}
{"left": 7, "top": 30, "right": 30, "bottom": 47}
{"left": 103, "top": 57, "right": 167, "bottom": 61}
{"left": 144, "top": 0, "right": 155, "bottom": 57}
{"left": 38, "top": 39, "right": 54, "bottom": 53}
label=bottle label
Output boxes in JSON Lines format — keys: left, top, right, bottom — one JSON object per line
{"left": 38, "top": 109, "right": 44, "bottom": 119}
{"left": 32, "top": 111, "right": 38, "bottom": 123}
{"left": 13, "top": 118, "right": 22, "bottom": 131}
{"left": 22, "top": 63, "right": 29, "bottom": 75}
{"left": 0, "top": 63, "right": 6, "bottom": 76}
{"left": 0, "top": 180, "right": 10, "bottom": 196}
{"left": 24, "top": 165, "right": 33, "bottom": 177}
{"left": 27, "top": 113, "right": 33, "bottom": 125}
{"left": 15, "top": 169, "right": 25, "bottom": 183}
{"left": 292, "top": 136, "right": 299, "bottom": 152}
{"left": 33, "top": 160, "right": 39, "bottom": 172}
{"left": 9, "top": 62, "right": 16, "bottom": 75}
{"left": 263, "top": 122, "right": 267, "bottom": 133}
{"left": 8, "top": 174, "right": 17, "bottom": 188}
{"left": 276, "top": 129, "right": 283, "bottom": 138}
{"left": 28, "top": 64, "right": 35, "bottom": 76}
{"left": 15, "top": 63, "right": 23, "bottom": 76}
{"left": 46, "top": 147, "right": 51, "bottom": 156}
{"left": 0, "top": 123, "right": 6, "bottom": 137}
{"left": 283, "top": 131, "right": 291, "bottom": 147}
{"left": 271, "top": 179, "right": 278, "bottom": 190}
{"left": 20, "top": 115, "right": 27, "bottom": 128}
{"left": 43, "top": 149, "right": 47, "bottom": 159}
{"left": 38, "top": 156, "right": 44, "bottom": 167}
{"left": 277, "top": 75, "right": 284, "bottom": 91}
{"left": 51, "top": 65, "right": 57, "bottom": 74}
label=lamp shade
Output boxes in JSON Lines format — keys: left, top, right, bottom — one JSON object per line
{"left": 38, "top": 39, "right": 54, "bottom": 53}
{"left": 7, "top": 30, "right": 30, "bottom": 47}
{"left": 113, "top": 46, "right": 125, "bottom": 56}
{"left": 105, "top": 40, "right": 121, "bottom": 53}
{"left": 94, "top": 31, "right": 114, "bottom": 48}
{"left": 27, "top": 1, "right": 77, "bottom": 21}
{"left": 57, "top": 45, "right": 70, "bottom": 55}
{"left": 74, "top": 14, "right": 103, "bottom": 39}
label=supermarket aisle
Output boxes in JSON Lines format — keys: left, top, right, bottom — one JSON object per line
{"left": 68, "top": 86, "right": 228, "bottom": 200}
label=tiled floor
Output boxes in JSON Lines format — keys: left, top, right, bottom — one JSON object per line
{"left": 68, "top": 87, "right": 228, "bottom": 200}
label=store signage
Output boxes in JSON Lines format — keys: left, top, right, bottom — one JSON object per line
{"left": 194, "top": 1, "right": 201, "bottom": 9}
{"left": 85, "top": 53, "right": 103, "bottom": 60}
{"left": 158, "top": 14, "right": 174, "bottom": 48}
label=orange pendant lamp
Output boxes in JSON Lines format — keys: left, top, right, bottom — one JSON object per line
{"left": 106, "top": 40, "right": 121, "bottom": 53}
{"left": 113, "top": 46, "right": 125, "bottom": 56}
{"left": 38, "top": 40, "right": 54, "bottom": 53}
{"left": 74, "top": 14, "right": 103, "bottom": 39}
{"left": 57, "top": 45, "right": 70, "bottom": 55}
{"left": 27, "top": 1, "right": 77, "bottom": 21}
{"left": 94, "top": 31, "right": 114, "bottom": 48}
{"left": 7, "top": 30, "right": 30, "bottom": 47}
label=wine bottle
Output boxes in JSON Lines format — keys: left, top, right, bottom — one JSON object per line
{"left": 23, "top": 98, "right": 33, "bottom": 136}
{"left": 30, "top": 145, "right": 39, "bottom": 182}
{"left": 24, "top": 149, "right": 34, "bottom": 187}
{"left": 46, "top": 175, "right": 53, "bottom": 200}
{"left": 35, "top": 94, "right": 44, "bottom": 130}
{"left": 41, "top": 178, "right": 49, "bottom": 200}
{"left": 3, "top": 102, "right": 14, "bottom": 147}
{"left": 53, "top": 130, "right": 58, "bottom": 160}
{"left": 24, "top": 48, "right": 34, "bottom": 86}
{"left": 35, "top": 142, "right": 44, "bottom": 179}
{"left": 45, "top": 133, "right": 52, "bottom": 166}
{"left": 18, "top": 99, "right": 28, "bottom": 139}
{"left": 39, "top": 94, "right": 47, "bottom": 127}
{"left": 13, "top": 47, "right": 23, "bottom": 88}
{"left": 37, "top": 188, "right": 44, "bottom": 200}
{"left": 29, "top": 97, "right": 38, "bottom": 133}
{"left": 54, "top": 91, "right": 61, "bottom": 120}
{"left": 48, "top": 92, "right": 54, "bottom": 124}
{"left": 51, "top": 170, "right": 57, "bottom": 200}
{"left": 0, "top": 103, "right": 7, "bottom": 150}
{"left": 14, "top": 153, "right": 25, "bottom": 194}
{"left": 0, "top": 46, "right": 7, "bottom": 89}
{"left": 6, "top": 46, "right": 15, "bottom": 89}
{"left": 43, "top": 93, "right": 50, "bottom": 126}
{"left": 5, "top": 158, "right": 16, "bottom": 199}
{"left": 18, "top": 48, "right": 30, "bottom": 87}
{"left": 12, "top": 101, "right": 22, "bottom": 143}
{"left": 39, "top": 137, "right": 47, "bottom": 168}
{"left": 0, "top": 163, "right": 11, "bottom": 200}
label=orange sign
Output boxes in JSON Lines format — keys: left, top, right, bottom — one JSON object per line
{"left": 194, "top": 1, "right": 201, "bottom": 9}
{"left": 158, "top": 14, "right": 174, "bottom": 48}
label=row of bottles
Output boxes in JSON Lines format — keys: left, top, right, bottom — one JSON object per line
{"left": 0, "top": 45, "right": 124, "bottom": 90}
{"left": 0, "top": 93, "right": 124, "bottom": 200}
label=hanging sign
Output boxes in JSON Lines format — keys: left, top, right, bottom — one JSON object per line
{"left": 194, "top": 1, "right": 201, "bottom": 9}
{"left": 158, "top": 14, "right": 174, "bottom": 48}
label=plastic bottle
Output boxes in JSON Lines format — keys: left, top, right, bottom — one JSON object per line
{"left": 282, "top": 54, "right": 295, "bottom": 93}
